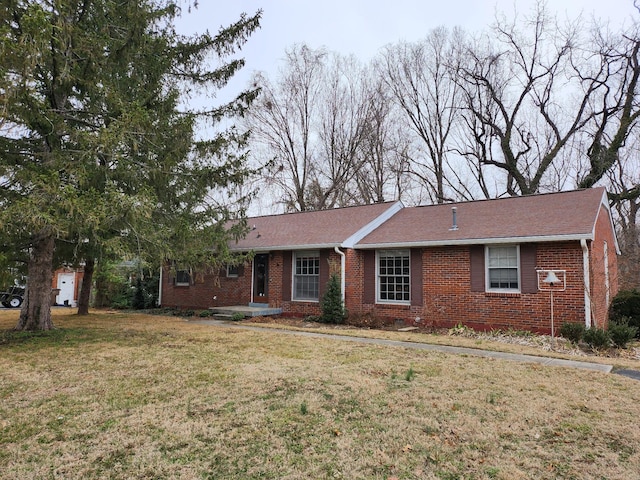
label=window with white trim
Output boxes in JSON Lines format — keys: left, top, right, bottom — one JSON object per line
{"left": 377, "top": 249, "right": 410, "bottom": 303}
{"left": 293, "top": 251, "right": 320, "bottom": 301}
{"left": 175, "top": 269, "right": 191, "bottom": 286}
{"left": 486, "top": 245, "right": 519, "bottom": 291}
{"left": 227, "top": 265, "right": 239, "bottom": 278}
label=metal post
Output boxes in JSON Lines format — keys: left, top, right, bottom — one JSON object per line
{"left": 550, "top": 289, "right": 555, "bottom": 348}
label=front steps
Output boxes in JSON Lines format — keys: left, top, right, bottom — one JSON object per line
{"left": 208, "top": 304, "right": 282, "bottom": 319}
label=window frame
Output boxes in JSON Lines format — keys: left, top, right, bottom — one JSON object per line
{"left": 376, "top": 249, "right": 411, "bottom": 305}
{"left": 175, "top": 269, "right": 191, "bottom": 286}
{"left": 485, "top": 245, "right": 520, "bottom": 293}
{"left": 226, "top": 264, "right": 239, "bottom": 278}
{"left": 292, "top": 250, "right": 320, "bottom": 302}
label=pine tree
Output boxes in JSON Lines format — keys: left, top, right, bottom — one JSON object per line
{"left": 320, "top": 274, "right": 347, "bottom": 324}
{"left": 0, "top": 1, "right": 261, "bottom": 330}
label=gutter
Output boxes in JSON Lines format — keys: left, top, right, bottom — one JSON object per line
{"left": 158, "top": 266, "right": 163, "bottom": 307}
{"left": 334, "top": 246, "right": 346, "bottom": 302}
{"left": 355, "top": 233, "right": 594, "bottom": 250}
{"left": 230, "top": 243, "right": 341, "bottom": 253}
{"left": 581, "top": 239, "right": 592, "bottom": 328}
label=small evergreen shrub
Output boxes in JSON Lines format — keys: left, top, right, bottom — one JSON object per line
{"left": 320, "top": 274, "right": 346, "bottom": 324}
{"left": 608, "top": 318, "right": 638, "bottom": 348}
{"left": 230, "top": 312, "right": 245, "bottom": 321}
{"left": 198, "top": 310, "right": 213, "bottom": 317}
{"left": 583, "top": 327, "right": 611, "bottom": 349}
{"left": 559, "top": 322, "right": 585, "bottom": 344}
{"left": 609, "top": 289, "right": 640, "bottom": 337}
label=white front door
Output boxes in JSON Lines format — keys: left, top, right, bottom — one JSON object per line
{"left": 56, "top": 273, "right": 75, "bottom": 306}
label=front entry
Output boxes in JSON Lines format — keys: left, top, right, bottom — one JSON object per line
{"left": 253, "top": 254, "right": 269, "bottom": 304}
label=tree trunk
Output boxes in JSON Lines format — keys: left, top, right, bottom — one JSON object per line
{"left": 15, "top": 233, "right": 55, "bottom": 331}
{"left": 77, "top": 257, "right": 95, "bottom": 315}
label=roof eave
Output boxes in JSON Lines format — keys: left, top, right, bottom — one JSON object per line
{"left": 354, "top": 233, "right": 594, "bottom": 249}
{"left": 230, "top": 243, "right": 341, "bottom": 252}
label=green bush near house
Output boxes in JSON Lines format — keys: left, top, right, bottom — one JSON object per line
{"left": 320, "top": 274, "right": 347, "bottom": 324}
{"left": 583, "top": 327, "right": 611, "bottom": 349}
{"left": 608, "top": 318, "right": 638, "bottom": 348}
{"left": 609, "top": 289, "right": 640, "bottom": 338}
{"left": 559, "top": 322, "right": 586, "bottom": 344}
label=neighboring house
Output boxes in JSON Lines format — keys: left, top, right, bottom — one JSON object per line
{"left": 52, "top": 267, "right": 84, "bottom": 307}
{"left": 160, "top": 188, "right": 619, "bottom": 333}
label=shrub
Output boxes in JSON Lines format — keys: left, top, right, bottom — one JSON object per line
{"left": 198, "top": 310, "right": 213, "bottom": 317}
{"left": 609, "top": 290, "right": 640, "bottom": 337}
{"left": 230, "top": 312, "right": 245, "bottom": 321}
{"left": 132, "top": 278, "right": 146, "bottom": 310}
{"left": 320, "top": 274, "right": 346, "bottom": 324}
{"left": 583, "top": 327, "right": 611, "bottom": 349}
{"left": 449, "top": 323, "right": 474, "bottom": 336}
{"left": 345, "top": 312, "right": 387, "bottom": 329}
{"left": 559, "top": 322, "right": 585, "bottom": 344}
{"left": 608, "top": 318, "right": 638, "bottom": 348}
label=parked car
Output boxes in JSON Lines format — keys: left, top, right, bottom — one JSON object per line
{"left": 0, "top": 286, "right": 24, "bottom": 308}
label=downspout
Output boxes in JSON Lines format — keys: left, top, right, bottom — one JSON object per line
{"left": 158, "top": 266, "right": 163, "bottom": 307}
{"left": 581, "top": 239, "right": 592, "bottom": 328}
{"left": 334, "top": 246, "right": 346, "bottom": 303}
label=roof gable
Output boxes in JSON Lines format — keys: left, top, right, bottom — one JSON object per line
{"left": 356, "top": 188, "right": 609, "bottom": 248}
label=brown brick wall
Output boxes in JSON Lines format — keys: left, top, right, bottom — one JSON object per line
{"left": 281, "top": 249, "right": 343, "bottom": 317}
{"left": 345, "top": 242, "right": 589, "bottom": 334}
{"left": 589, "top": 205, "right": 619, "bottom": 328}
{"left": 162, "top": 249, "right": 345, "bottom": 315}
{"left": 161, "top": 265, "right": 251, "bottom": 310}
{"left": 162, "top": 233, "right": 618, "bottom": 334}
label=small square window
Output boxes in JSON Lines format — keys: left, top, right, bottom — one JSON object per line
{"left": 227, "top": 265, "right": 239, "bottom": 278}
{"left": 175, "top": 269, "right": 190, "bottom": 286}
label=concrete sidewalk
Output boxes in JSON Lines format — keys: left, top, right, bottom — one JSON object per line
{"left": 192, "top": 319, "right": 614, "bottom": 374}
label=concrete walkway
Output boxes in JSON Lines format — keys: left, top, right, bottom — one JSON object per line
{"left": 192, "top": 319, "right": 614, "bottom": 374}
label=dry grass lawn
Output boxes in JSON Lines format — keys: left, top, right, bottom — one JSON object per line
{"left": 1, "top": 309, "right": 639, "bottom": 480}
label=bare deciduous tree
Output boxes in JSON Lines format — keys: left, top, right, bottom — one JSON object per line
{"left": 379, "top": 27, "right": 464, "bottom": 203}
{"left": 455, "top": 3, "right": 609, "bottom": 196}
{"left": 246, "top": 45, "right": 326, "bottom": 211}
{"left": 247, "top": 45, "right": 408, "bottom": 211}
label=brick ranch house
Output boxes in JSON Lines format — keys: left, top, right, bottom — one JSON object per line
{"left": 160, "top": 188, "right": 619, "bottom": 333}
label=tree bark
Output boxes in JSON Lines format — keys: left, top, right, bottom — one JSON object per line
{"left": 15, "top": 233, "right": 55, "bottom": 331}
{"left": 77, "top": 257, "right": 95, "bottom": 315}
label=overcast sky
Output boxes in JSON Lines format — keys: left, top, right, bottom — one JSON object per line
{"left": 175, "top": 0, "right": 638, "bottom": 102}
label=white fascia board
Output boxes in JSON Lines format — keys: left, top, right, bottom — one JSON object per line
{"left": 230, "top": 243, "right": 340, "bottom": 253}
{"left": 354, "top": 233, "right": 594, "bottom": 250}
{"left": 594, "top": 190, "right": 621, "bottom": 254}
{"left": 342, "top": 201, "right": 404, "bottom": 248}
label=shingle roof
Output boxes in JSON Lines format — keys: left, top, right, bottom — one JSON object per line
{"left": 356, "top": 188, "right": 609, "bottom": 248}
{"left": 230, "top": 201, "right": 401, "bottom": 251}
